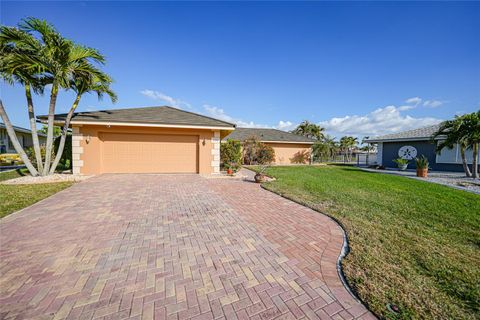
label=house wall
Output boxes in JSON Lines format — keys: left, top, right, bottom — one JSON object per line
{"left": 72, "top": 124, "right": 219, "bottom": 175}
{"left": 0, "top": 128, "right": 46, "bottom": 153}
{"left": 264, "top": 142, "right": 312, "bottom": 165}
{"left": 382, "top": 140, "right": 465, "bottom": 172}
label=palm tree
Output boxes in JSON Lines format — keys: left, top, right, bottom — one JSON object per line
{"left": 432, "top": 117, "right": 472, "bottom": 177}
{"left": 49, "top": 72, "right": 117, "bottom": 174}
{"left": 312, "top": 135, "right": 338, "bottom": 162}
{"left": 19, "top": 18, "right": 108, "bottom": 175}
{"left": 291, "top": 120, "right": 325, "bottom": 140}
{"left": 1, "top": 17, "right": 114, "bottom": 176}
{"left": 339, "top": 136, "right": 358, "bottom": 162}
{"left": 0, "top": 23, "right": 47, "bottom": 175}
{"left": 462, "top": 111, "right": 480, "bottom": 178}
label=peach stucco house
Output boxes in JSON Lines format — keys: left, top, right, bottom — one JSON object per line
{"left": 39, "top": 106, "right": 235, "bottom": 175}
{"left": 223, "top": 128, "right": 315, "bottom": 165}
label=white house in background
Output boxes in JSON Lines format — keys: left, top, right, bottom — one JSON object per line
{"left": 0, "top": 123, "right": 47, "bottom": 154}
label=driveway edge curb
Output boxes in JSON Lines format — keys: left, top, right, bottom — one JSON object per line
{"left": 259, "top": 183, "right": 377, "bottom": 319}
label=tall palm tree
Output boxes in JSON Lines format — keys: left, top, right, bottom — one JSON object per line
{"left": 49, "top": 72, "right": 117, "bottom": 174}
{"left": 432, "top": 117, "right": 472, "bottom": 177}
{"left": 18, "top": 18, "right": 107, "bottom": 175}
{"left": 0, "top": 24, "right": 47, "bottom": 175}
{"left": 462, "top": 111, "right": 480, "bottom": 178}
{"left": 1, "top": 17, "right": 114, "bottom": 176}
{"left": 291, "top": 120, "right": 325, "bottom": 140}
{"left": 312, "top": 135, "right": 338, "bottom": 162}
{"left": 339, "top": 136, "right": 358, "bottom": 162}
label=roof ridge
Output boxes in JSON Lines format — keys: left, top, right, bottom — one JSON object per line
{"left": 162, "top": 106, "right": 236, "bottom": 127}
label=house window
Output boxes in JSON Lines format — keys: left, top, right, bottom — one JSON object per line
{"left": 436, "top": 142, "right": 479, "bottom": 164}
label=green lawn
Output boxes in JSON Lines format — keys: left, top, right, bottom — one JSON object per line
{"left": 0, "top": 169, "right": 73, "bottom": 218}
{"left": 257, "top": 165, "right": 479, "bottom": 320}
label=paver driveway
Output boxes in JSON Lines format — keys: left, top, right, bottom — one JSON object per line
{"left": 0, "top": 174, "right": 374, "bottom": 320}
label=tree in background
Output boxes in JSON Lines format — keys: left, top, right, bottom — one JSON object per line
{"left": 339, "top": 136, "right": 358, "bottom": 162}
{"left": 433, "top": 111, "right": 480, "bottom": 178}
{"left": 291, "top": 120, "right": 325, "bottom": 140}
{"left": 39, "top": 125, "right": 61, "bottom": 137}
{"left": 312, "top": 135, "right": 338, "bottom": 162}
{"left": 0, "top": 18, "right": 116, "bottom": 176}
{"left": 220, "top": 139, "right": 242, "bottom": 170}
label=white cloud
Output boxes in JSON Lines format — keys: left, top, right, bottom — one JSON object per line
{"left": 140, "top": 89, "right": 191, "bottom": 109}
{"left": 405, "top": 97, "right": 422, "bottom": 105}
{"left": 203, "top": 104, "right": 296, "bottom": 130}
{"left": 398, "top": 105, "right": 415, "bottom": 111}
{"left": 276, "top": 120, "right": 296, "bottom": 131}
{"left": 319, "top": 105, "right": 442, "bottom": 138}
{"left": 423, "top": 100, "right": 444, "bottom": 108}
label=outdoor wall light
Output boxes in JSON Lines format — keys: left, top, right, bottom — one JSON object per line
{"left": 202, "top": 138, "right": 206, "bottom": 146}
{"left": 86, "top": 135, "right": 91, "bottom": 144}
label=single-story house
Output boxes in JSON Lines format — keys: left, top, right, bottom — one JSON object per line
{"left": 365, "top": 124, "right": 480, "bottom": 172}
{"left": 223, "top": 127, "right": 315, "bottom": 165}
{"left": 0, "top": 123, "right": 47, "bottom": 154}
{"left": 38, "top": 106, "right": 235, "bottom": 175}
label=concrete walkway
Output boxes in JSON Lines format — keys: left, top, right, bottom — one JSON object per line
{"left": 0, "top": 174, "right": 373, "bottom": 319}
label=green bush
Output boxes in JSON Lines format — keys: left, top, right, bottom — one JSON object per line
{"left": 221, "top": 139, "right": 242, "bottom": 170}
{"left": 26, "top": 145, "right": 54, "bottom": 168}
{"left": 242, "top": 136, "right": 275, "bottom": 165}
{"left": 54, "top": 134, "right": 72, "bottom": 170}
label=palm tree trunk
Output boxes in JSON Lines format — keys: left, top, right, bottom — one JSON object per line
{"left": 459, "top": 145, "right": 472, "bottom": 177}
{"left": 25, "top": 83, "right": 44, "bottom": 174}
{"left": 472, "top": 143, "right": 479, "bottom": 179}
{"left": 0, "top": 99, "right": 39, "bottom": 176}
{"left": 49, "top": 94, "right": 81, "bottom": 174}
{"left": 42, "top": 82, "right": 58, "bottom": 175}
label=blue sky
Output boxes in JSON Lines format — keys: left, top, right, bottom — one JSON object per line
{"left": 1, "top": 1, "right": 479, "bottom": 139}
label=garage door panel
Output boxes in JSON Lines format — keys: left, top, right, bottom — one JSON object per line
{"left": 101, "top": 133, "right": 198, "bottom": 173}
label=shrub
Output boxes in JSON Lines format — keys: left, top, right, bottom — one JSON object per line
{"left": 242, "top": 136, "right": 275, "bottom": 165}
{"left": 291, "top": 150, "right": 310, "bottom": 164}
{"left": 26, "top": 145, "right": 54, "bottom": 168}
{"left": 0, "top": 153, "right": 22, "bottom": 166}
{"left": 220, "top": 139, "right": 242, "bottom": 170}
{"left": 54, "top": 134, "right": 72, "bottom": 170}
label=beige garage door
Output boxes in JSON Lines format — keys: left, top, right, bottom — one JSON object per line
{"left": 100, "top": 133, "right": 198, "bottom": 173}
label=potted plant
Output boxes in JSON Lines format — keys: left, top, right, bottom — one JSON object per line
{"left": 393, "top": 158, "right": 409, "bottom": 171}
{"left": 415, "top": 155, "right": 429, "bottom": 178}
{"left": 224, "top": 162, "right": 234, "bottom": 175}
{"left": 254, "top": 165, "right": 268, "bottom": 183}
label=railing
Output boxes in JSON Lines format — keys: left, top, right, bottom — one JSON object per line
{"left": 312, "top": 153, "right": 377, "bottom": 166}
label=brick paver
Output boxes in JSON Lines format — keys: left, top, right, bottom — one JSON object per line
{"left": 0, "top": 174, "right": 374, "bottom": 319}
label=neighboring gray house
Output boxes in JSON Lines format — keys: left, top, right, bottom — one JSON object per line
{"left": 365, "top": 124, "right": 480, "bottom": 172}
{"left": 0, "top": 123, "right": 47, "bottom": 154}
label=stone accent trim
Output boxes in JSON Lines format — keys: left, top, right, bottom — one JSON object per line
{"left": 71, "top": 126, "right": 84, "bottom": 175}
{"left": 211, "top": 131, "right": 220, "bottom": 173}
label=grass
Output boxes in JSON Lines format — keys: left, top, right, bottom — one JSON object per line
{"left": 0, "top": 169, "right": 74, "bottom": 219}
{"left": 0, "top": 168, "right": 29, "bottom": 182}
{"left": 255, "top": 165, "right": 480, "bottom": 320}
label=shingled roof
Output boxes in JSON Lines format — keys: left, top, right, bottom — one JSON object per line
{"left": 365, "top": 124, "right": 443, "bottom": 143}
{"left": 223, "top": 128, "right": 315, "bottom": 143}
{"left": 1, "top": 123, "right": 47, "bottom": 137}
{"left": 37, "top": 106, "right": 236, "bottom": 129}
